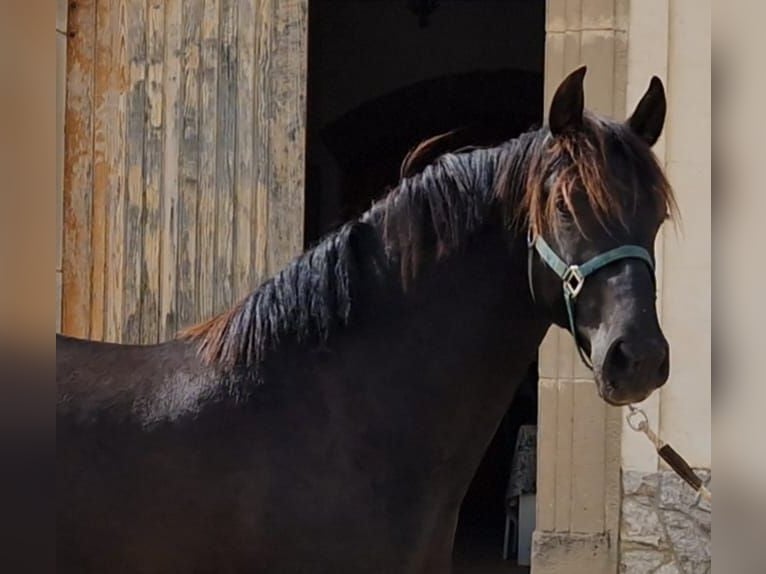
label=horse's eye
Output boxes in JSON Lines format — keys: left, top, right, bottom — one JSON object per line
{"left": 555, "top": 196, "right": 572, "bottom": 219}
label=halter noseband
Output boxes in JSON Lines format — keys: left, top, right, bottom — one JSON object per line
{"left": 527, "top": 232, "right": 655, "bottom": 369}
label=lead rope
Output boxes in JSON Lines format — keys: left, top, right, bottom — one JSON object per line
{"left": 626, "top": 405, "right": 712, "bottom": 503}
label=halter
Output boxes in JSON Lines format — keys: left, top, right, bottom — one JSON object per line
{"left": 527, "top": 232, "right": 655, "bottom": 369}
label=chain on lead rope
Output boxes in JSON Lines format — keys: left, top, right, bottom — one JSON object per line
{"left": 626, "top": 405, "right": 712, "bottom": 504}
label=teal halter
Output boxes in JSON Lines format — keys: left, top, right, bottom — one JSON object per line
{"left": 527, "top": 232, "right": 655, "bottom": 369}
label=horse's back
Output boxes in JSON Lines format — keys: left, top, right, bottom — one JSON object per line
{"left": 55, "top": 335, "right": 453, "bottom": 573}
{"left": 56, "top": 334, "right": 247, "bottom": 572}
{"left": 57, "top": 334, "right": 210, "bottom": 422}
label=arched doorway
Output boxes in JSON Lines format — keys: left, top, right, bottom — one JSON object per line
{"left": 317, "top": 68, "right": 541, "bottom": 231}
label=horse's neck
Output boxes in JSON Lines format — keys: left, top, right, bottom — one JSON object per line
{"left": 349, "top": 139, "right": 546, "bottom": 458}
{"left": 334, "top": 232, "right": 549, "bottom": 494}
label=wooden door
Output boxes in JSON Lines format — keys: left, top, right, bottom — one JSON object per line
{"left": 61, "top": 0, "right": 307, "bottom": 343}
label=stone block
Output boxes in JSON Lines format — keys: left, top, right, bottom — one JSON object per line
{"left": 620, "top": 470, "right": 711, "bottom": 574}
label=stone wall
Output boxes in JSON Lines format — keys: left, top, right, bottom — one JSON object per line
{"left": 620, "top": 470, "right": 711, "bottom": 574}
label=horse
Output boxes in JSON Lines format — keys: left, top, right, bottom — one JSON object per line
{"left": 57, "top": 66, "right": 676, "bottom": 573}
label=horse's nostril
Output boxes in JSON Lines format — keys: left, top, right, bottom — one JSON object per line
{"left": 606, "top": 337, "right": 670, "bottom": 388}
{"left": 608, "top": 339, "right": 635, "bottom": 379}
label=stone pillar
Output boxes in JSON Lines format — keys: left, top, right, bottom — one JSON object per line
{"left": 532, "top": 2, "right": 628, "bottom": 573}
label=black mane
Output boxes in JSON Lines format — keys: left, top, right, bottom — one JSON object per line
{"left": 180, "top": 127, "right": 581, "bottom": 373}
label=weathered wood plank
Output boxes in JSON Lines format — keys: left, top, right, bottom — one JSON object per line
{"left": 123, "top": 0, "right": 148, "bottom": 343}
{"left": 160, "top": 0, "right": 182, "bottom": 340}
{"left": 214, "top": 0, "right": 238, "bottom": 310}
{"left": 266, "top": 0, "right": 306, "bottom": 275}
{"left": 90, "top": 0, "right": 115, "bottom": 341}
{"left": 62, "top": 0, "right": 96, "bottom": 338}
{"left": 140, "top": 0, "right": 166, "bottom": 343}
{"left": 234, "top": 0, "right": 256, "bottom": 296}
{"left": 177, "top": 0, "right": 203, "bottom": 330}
{"left": 64, "top": 0, "right": 308, "bottom": 340}
{"left": 105, "top": 0, "right": 129, "bottom": 343}
{"left": 197, "top": 0, "right": 220, "bottom": 320}
{"left": 253, "top": 0, "right": 272, "bottom": 282}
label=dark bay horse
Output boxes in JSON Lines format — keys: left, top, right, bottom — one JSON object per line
{"left": 57, "top": 67, "right": 676, "bottom": 573}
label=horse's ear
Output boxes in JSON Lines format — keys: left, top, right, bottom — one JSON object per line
{"left": 626, "top": 76, "right": 666, "bottom": 146}
{"left": 548, "top": 66, "right": 587, "bottom": 135}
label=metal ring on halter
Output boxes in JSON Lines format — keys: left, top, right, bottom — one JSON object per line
{"left": 626, "top": 406, "right": 649, "bottom": 431}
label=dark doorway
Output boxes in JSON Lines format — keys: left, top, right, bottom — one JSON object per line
{"left": 305, "top": 1, "right": 544, "bottom": 570}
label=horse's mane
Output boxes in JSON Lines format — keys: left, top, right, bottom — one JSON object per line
{"left": 181, "top": 116, "right": 676, "bottom": 372}
{"left": 180, "top": 144, "right": 507, "bottom": 371}
{"left": 367, "top": 135, "right": 535, "bottom": 288}
{"left": 180, "top": 221, "right": 388, "bottom": 370}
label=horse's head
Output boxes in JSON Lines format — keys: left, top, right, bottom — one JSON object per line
{"left": 523, "top": 67, "right": 676, "bottom": 406}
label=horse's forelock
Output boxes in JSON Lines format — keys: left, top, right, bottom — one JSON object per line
{"left": 504, "top": 117, "right": 677, "bottom": 236}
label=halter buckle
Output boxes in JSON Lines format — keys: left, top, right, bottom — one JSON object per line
{"left": 562, "top": 265, "right": 585, "bottom": 298}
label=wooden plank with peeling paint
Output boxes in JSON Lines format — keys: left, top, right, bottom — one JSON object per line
{"left": 62, "top": 0, "right": 308, "bottom": 342}
{"left": 160, "top": 0, "right": 183, "bottom": 340}
{"left": 266, "top": 0, "right": 306, "bottom": 276}
{"left": 122, "top": 0, "right": 148, "bottom": 343}
{"left": 197, "top": 0, "right": 220, "bottom": 321}
{"left": 62, "top": 0, "right": 96, "bottom": 339}
{"left": 105, "top": 0, "right": 129, "bottom": 343}
{"left": 140, "top": 0, "right": 166, "bottom": 343}
{"left": 214, "top": 0, "right": 238, "bottom": 311}
{"left": 177, "top": 0, "right": 203, "bottom": 330}
{"left": 234, "top": 0, "right": 256, "bottom": 297}
{"left": 91, "top": 0, "right": 116, "bottom": 341}
{"left": 253, "top": 0, "right": 272, "bottom": 282}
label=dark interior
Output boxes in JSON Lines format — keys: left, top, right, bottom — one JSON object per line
{"left": 305, "top": 1, "right": 545, "bottom": 570}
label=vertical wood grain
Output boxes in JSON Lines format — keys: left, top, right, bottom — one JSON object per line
{"left": 253, "top": 0, "right": 271, "bottom": 281}
{"left": 234, "top": 0, "right": 256, "bottom": 296}
{"left": 62, "top": 0, "right": 96, "bottom": 338}
{"left": 214, "top": 0, "right": 237, "bottom": 311}
{"left": 63, "top": 0, "right": 307, "bottom": 342}
{"left": 140, "top": 0, "right": 165, "bottom": 343}
{"left": 160, "top": 0, "right": 182, "bottom": 340}
{"left": 122, "top": 0, "right": 147, "bottom": 343}
{"left": 197, "top": 0, "right": 220, "bottom": 320}
{"left": 266, "top": 0, "right": 306, "bottom": 276}
{"left": 177, "top": 0, "right": 203, "bottom": 330}
{"left": 105, "top": 0, "right": 128, "bottom": 343}
{"left": 90, "top": 0, "right": 115, "bottom": 340}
